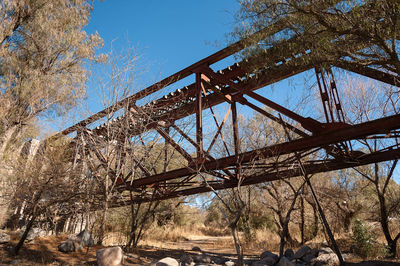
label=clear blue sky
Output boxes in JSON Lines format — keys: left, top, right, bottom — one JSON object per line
{"left": 55, "top": 0, "right": 242, "bottom": 126}
{"left": 62, "top": 0, "right": 308, "bottom": 128}
{"left": 87, "top": 1, "right": 238, "bottom": 96}
{"left": 86, "top": 0, "right": 239, "bottom": 69}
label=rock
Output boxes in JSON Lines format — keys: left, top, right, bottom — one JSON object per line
{"left": 77, "top": 229, "right": 94, "bottom": 246}
{"left": 225, "top": 261, "right": 235, "bottom": 266}
{"left": 253, "top": 256, "right": 276, "bottom": 266}
{"left": 19, "top": 227, "right": 46, "bottom": 242}
{"left": 32, "top": 227, "right": 46, "bottom": 237}
{"left": 180, "top": 254, "right": 193, "bottom": 265}
{"left": 9, "top": 259, "right": 21, "bottom": 265}
{"left": 58, "top": 238, "right": 83, "bottom": 253}
{"left": 192, "top": 246, "right": 202, "bottom": 252}
{"left": 214, "top": 257, "right": 229, "bottom": 265}
{"left": 319, "top": 247, "right": 334, "bottom": 254}
{"left": 284, "top": 248, "right": 294, "bottom": 260}
{"left": 0, "top": 232, "right": 10, "bottom": 244}
{"left": 58, "top": 239, "right": 74, "bottom": 253}
{"left": 310, "top": 248, "right": 319, "bottom": 257}
{"left": 155, "top": 257, "right": 179, "bottom": 266}
{"left": 302, "top": 253, "right": 316, "bottom": 264}
{"left": 96, "top": 247, "right": 124, "bottom": 266}
{"left": 311, "top": 253, "right": 339, "bottom": 266}
{"left": 293, "top": 245, "right": 311, "bottom": 259}
{"left": 277, "top": 256, "right": 295, "bottom": 266}
{"left": 252, "top": 261, "right": 269, "bottom": 266}
{"left": 58, "top": 229, "right": 94, "bottom": 253}
{"left": 260, "top": 250, "right": 279, "bottom": 261}
{"left": 193, "top": 254, "right": 212, "bottom": 264}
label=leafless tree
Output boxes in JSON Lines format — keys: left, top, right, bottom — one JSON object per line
{"left": 340, "top": 76, "right": 400, "bottom": 257}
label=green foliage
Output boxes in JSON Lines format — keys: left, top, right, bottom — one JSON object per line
{"left": 248, "top": 210, "right": 275, "bottom": 231}
{"left": 233, "top": 0, "right": 400, "bottom": 76}
{"left": 351, "top": 219, "right": 389, "bottom": 258}
{"left": 0, "top": 0, "right": 103, "bottom": 136}
{"left": 352, "top": 219, "right": 375, "bottom": 257}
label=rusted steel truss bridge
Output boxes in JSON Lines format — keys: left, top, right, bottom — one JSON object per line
{"left": 58, "top": 19, "right": 400, "bottom": 207}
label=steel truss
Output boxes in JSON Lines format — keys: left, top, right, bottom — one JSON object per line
{"left": 59, "top": 17, "right": 400, "bottom": 206}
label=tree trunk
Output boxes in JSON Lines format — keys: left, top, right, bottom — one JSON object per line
{"left": 98, "top": 172, "right": 110, "bottom": 245}
{"left": 14, "top": 210, "right": 37, "bottom": 254}
{"left": 98, "top": 199, "right": 108, "bottom": 245}
{"left": 279, "top": 216, "right": 290, "bottom": 257}
{"left": 377, "top": 190, "right": 398, "bottom": 257}
{"left": 231, "top": 224, "right": 244, "bottom": 266}
{"left": 300, "top": 196, "right": 305, "bottom": 244}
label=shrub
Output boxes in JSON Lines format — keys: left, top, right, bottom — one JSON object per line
{"left": 351, "top": 219, "right": 388, "bottom": 258}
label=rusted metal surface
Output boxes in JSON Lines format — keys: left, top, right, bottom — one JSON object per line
{"left": 58, "top": 16, "right": 400, "bottom": 205}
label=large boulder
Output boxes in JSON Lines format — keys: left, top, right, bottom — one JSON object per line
{"left": 253, "top": 256, "right": 276, "bottom": 266}
{"left": 19, "top": 227, "right": 46, "bottom": 242}
{"left": 77, "top": 229, "right": 94, "bottom": 246}
{"left": 96, "top": 246, "right": 124, "bottom": 266}
{"left": 292, "top": 245, "right": 311, "bottom": 260}
{"left": 0, "top": 232, "right": 10, "bottom": 244}
{"left": 319, "top": 247, "right": 334, "bottom": 254}
{"left": 284, "top": 248, "right": 294, "bottom": 260}
{"left": 260, "top": 250, "right": 279, "bottom": 261}
{"left": 277, "top": 256, "right": 295, "bottom": 266}
{"left": 302, "top": 253, "right": 316, "bottom": 264}
{"left": 153, "top": 257, "right": 179, "bottom": 266}
{"left": 225, "top": 261, "right": 235, "bottom": 266}
{"left": 58, "top": 238, "right": 83, "bottom": 253}
{"left": 58, "top": 229, "right": 94, "bottom": 253}
{"left": 179, "top": 254, "right": 193, "bottom": 265}
{"left": 193, "top": 253, "right": 212, "bottom": 264}
{"left": 311, "top": 253, "right": 339, "bottom": 266}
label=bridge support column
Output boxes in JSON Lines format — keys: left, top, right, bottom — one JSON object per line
{"left": 195, "top": 72, "right": 204, "bottom": 162}
{"left": 231, "top": 101, "right": 241, "bottom": 180}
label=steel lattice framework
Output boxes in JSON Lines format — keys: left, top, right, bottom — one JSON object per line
{"left": 58, "top": 17, "right": 400, "bottom": 207}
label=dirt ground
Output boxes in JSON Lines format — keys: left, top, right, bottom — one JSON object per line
{"left": 0, "top": 234, "right": 245, "bottom": 265}
{"left": 1, "top": 233, "right": 400, "bottom": 265}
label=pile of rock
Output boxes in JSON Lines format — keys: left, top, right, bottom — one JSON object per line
{"left": 151, "top": 255, "right": 233, "bottom": 266}
{"left": 253, "top": 246, "right": 340, "bottom": 266}
{"left": 58, "top": 229, "right": 94, "bottom": 253}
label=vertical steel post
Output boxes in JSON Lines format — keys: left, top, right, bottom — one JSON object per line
{"left": 315, "top": 67, "right": 332, "bottom": 123}
{"left": 231, "top": 101, "right": 241, "bottom": 179}
{"left": 196, "top": 72, "right": 204, "bottom": 161}
{"left": 163, "top": 126, "right": 169, "bottom": 190}
{"left": 163, "top": 127, "right": 170, "bottom": 173}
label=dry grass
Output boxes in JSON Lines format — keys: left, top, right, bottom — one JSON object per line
{"left": 103, "top": 232, "right": 128, "bottom": 246}
{"left": 199, "top": 225, "right": 231, "bottom": 237}
{"left": 243, "top": 229, "right": 281, "bottom": 252}
{"left": 142, "top": 224, "right": 203, "bottom": 243}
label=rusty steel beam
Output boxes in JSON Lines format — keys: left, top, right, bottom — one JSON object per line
{"left": 56, "top": 1, "right": 400, "bottom": 209}
{"left": 125, "top": 113, "right": 400, "bottom": 189}
{"left": 128, "top": 148, "right": 400, "bottom": 203}
{"left": 334, "top": 62, "right": 400, "bottom": 87}
{"left": 157, "top": 127, "right": 194, "bottom": 163}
